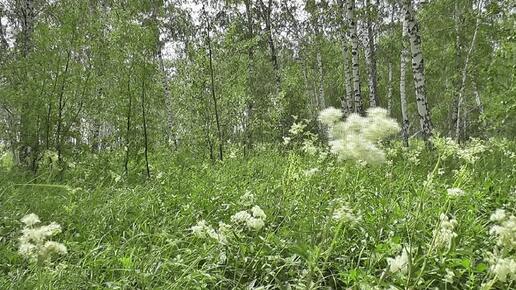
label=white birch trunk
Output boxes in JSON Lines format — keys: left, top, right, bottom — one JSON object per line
{"left": 387, "top": 62, "right": 393, "bottom": 115}
{"left": 402, "top": 0, "right": 432, "bottom": 140}
{"left": 365, "top": 0, "right": 378, "bottom": 107}
{"left": 346, "top": 0, "right": 363, "bottom": 114}
{"left": 400, "top": 16, "right": 410, "bottom": 147}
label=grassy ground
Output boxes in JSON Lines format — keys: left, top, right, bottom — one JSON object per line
{"left": 0, "top": 138, "right": 514, "bottom": 289}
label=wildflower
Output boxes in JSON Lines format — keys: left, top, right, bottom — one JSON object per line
{"left": 387, "top": 247, "right": 410, "bottom": 274}
{"left": 303, "top": 167, "right": 320, "bottom": 177}
{"left": 332, "top": 204, "right": 361, "bottom": 224}
{"left": 191, "top": 220, "right": 228, "bottom": 245}
{"left": 318, "top": 107, "right": 343, "bottom": 125}
{"left": 283, "top": 136, "right": 291, "bottom": 145}
{"left": 246, "top": 217, "right": 265, "bottom": 230}
{"left": 490, "top": 209, "right": 507, "bottom": 222}
{"left": 231, "top": 206, "right": 266, "bottom": 231}
{"left": 444, "top": 268, "right": 455, "bottom": 284}
{"left": 191, "top": 220, "right": 210, "bottom": 237}
{"left": 433, "top": 214, "right": 458, "bottom": 250}
{"left": 301, "top": 139, "right": 318, "bottom": 155}
{"left": 251, "top": 206, "right": 266, "bottom": 220}
{"left": 490, "top": 257, "right": 516, "bottom": 282}
{"left": 231, "top": 211, "right": 252, "bottom": 224}
{"left": 447, "top": 188, "right": 466, "bottom": 198}
{"left": 489, "top": 212, "right": 515, "bottom": 250}
{"left": 18, "top": 214, "right": 66, "bottom": 262}
{"left": 320, "top": 107, "right": 400, "bottom": 165}
{"left": 21, "top": 213, "right": 41, "bottom": 227}
{"left": 289, "top": 121, "right": 307, "bottom": 136}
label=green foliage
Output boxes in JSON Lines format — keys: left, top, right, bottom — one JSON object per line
{"left": 1, "top": 139, "right": 515, "bottom": 289}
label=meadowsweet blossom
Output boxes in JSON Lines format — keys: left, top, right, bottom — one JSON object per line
{"left": 251, "top": 206, "right": 266, "bottom": 220}
{"left": 246, "top": 217, "right": 265, "bottom": 230}
{"left": 490, "top": 257, "right": 516, "bottom": 282}
{"left": 191, "top": 220, "right": 228, "bottom": 245}
{"left": 319, "top": 107, "right": 400, "bottom": 165}
{"left": 21, "top": 213, "right": 40, "bottom": 227}
{"left": 444, "top": 268, "right": 455, "bottom": 284}
{"left": 18, "top": 214, "right": 67, "bottom": 262}
{"left": 447, "top": 188, "right": 466, "bottom": 198}
{"left": 231, "top": 206, "right": 267, "bottom": 231}
{"left": 332, "top": 204, "right": 361, "bottom": 224}
{"left": 303, "top": 167, "right": 320, "bottom": 177}
{"left": 433, "top": 214, "right": 458, "bottom": 249}
{"left": 489, "top": 211, "right": 515, "bottom": 250}
{"left": 387, "top": 247, "right": 410, "bottom": 274}
{"left": 318, "top": 107, "right": 343, "bottom": 125}
{"left": 490, "top": 209, "right": 507, "bottom": 222}
{"left": 289, "top": 121, "right": 307, "bottom": 136}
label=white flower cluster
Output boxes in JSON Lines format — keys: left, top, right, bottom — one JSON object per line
{"left": 332, "top": 203, "right": 361, "bottom": 225}
{"left": 387, "top": 247, "right": 410, "bottom": 275}
{"left": 318, "top": 107, "right": 400, "bottom": 165}
{"left": 447, "top": 188, "right": 466, "bottom": 198}
{"left": 487, "top": 209, "right": 516, "bottom": 283}
{"left": 458, "top": 139, "right": 487, "bottom": 164}
{"left": 231, "top": 205, "right": 267, "bottom": 231}
{"left": 303, "top": 167, "right": 320, "bottom": 177}
{"left": 190, "top": 220, "right": 229, "bottom": 245}
{"left": 490, "top": 257, "right": 516, "bottom": 282}
{"left": 18, "top": 213, "right": 67, "bottom": 263}
{"left": 489, "top": 209, "right": 515, "bottom": 251}
{"left": 433, "top": 213, "right": 458, "bottom": 250}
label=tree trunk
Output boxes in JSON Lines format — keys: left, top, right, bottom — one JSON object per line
{"left": 205, "top": 6, "right": 223, "bottom": 161}
{"left": 124, "top": 75, "right": 132, "bottom": 176}
{"left": 400, "top": 14, "right": 410, "bottom": 147}
{"left": 346, "top": 0, "right": 363, "bottom": 114}
{"left": 387, "top": 62, "right": 393, "bottom": 115}
{"left": 141, "top": 76, "right": 150, "bottom": 178}
{"left": 0, "top": 6, "right": 8, "bottom": 49}
{"left": 455, "top": 0, "right": 482, "bottom": 142}
{"left": 364, "top": 0, "right": 379, "bottom": 107}
{"left": 244, "top": 0, "right": 254, "bottom": 154}
{"left": 337, "top": 0, "right": 353, "bottom": 115}
{"left": 261, "top": 0, "right": 281, "bottom": 97}
{"left": 402, "top": 0, "right": 432, "bottom": 141}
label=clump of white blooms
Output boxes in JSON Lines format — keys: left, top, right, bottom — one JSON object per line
{"left": 332, "top": 203, "right": 361, "bottom": 225}
{"left": 303, "top": 167, "right": 320, "bottom": 177}
{"left": 231, "top": 205, "right": 267, "bottom": 231}
{"left": 444, "top": 268, "right": 455, "bottom": 284}
{"left": 190, "top": 220, "right": 228, "bottom": 245}
{"left": 319, "top": 107, "right": 400, "bottom": 165}
{"left": 486, "top": 209, "right": 516, "bottom": 283}
{"left": 433, "top": 213, "right": 458, "bottom": 250}
{"left": 489, "top": 257, "right": 516, "bottom": 282}
{"left": 289, "top": 120, "right": 307, "bottom": 136}
{"left": 489, "top": 210, "right": 515, "bottom": 251}
{"left": 387, "top": 247, "right": 410, "bottom": 275}
{"left": 447, "top": 187, "right": 466, "bottom": 198}
{"left": 457, "top": 138, "right": 487, "bottom": 164}
{"left": 18, "top": 213, "right": 67, "bottom": 263}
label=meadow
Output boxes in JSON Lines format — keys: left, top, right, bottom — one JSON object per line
{"left": 1, "top": 135, "right": 514, "bottom": 289}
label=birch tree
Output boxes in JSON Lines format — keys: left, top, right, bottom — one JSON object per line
{"left": 402, "top": 0, "right": 432, "bottom": 141}
{"left": 346, "top": 0, "right": 363, "bottom": 114}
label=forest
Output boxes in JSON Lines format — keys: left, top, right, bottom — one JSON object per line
{"left": 0, "top": 0, "right": 515, "bottom": 289}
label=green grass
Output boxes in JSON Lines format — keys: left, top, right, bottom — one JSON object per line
{"left": 0, "top": 139, "right": 514, "bottom": 289}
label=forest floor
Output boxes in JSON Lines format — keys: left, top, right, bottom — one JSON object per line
{"left": 0, "top": 138, "right": 515, "bottom": 289}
